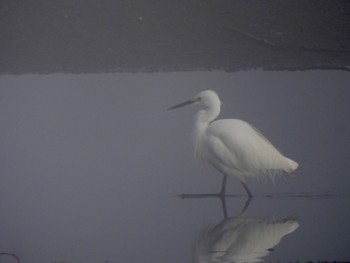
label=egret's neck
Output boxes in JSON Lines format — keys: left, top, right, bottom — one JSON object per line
{"left": 192, "top": 105, "right": 220, "bottom": 157}
{"left": 194, "top": 104, "right": 220, "bottom": 125}
{"left": 193, "top": 105, "right": 220, "bottom": 139}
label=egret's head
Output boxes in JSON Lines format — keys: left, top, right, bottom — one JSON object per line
{"left": 168, "top": 90, "right": 221, "bottom": 111}
{"left": 194, "top": 90, "right": 221, "bottom": 109}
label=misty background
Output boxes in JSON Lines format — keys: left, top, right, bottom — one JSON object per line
{"left": 1, "top": 1, "right": 350, "bottom": 262}
{"left": 1, "top": 70, "right": 350, "bottom": 262}
{"left": 1, "top": 1, "right": 350, "bottom": 73}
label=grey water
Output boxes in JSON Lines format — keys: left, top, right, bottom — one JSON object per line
{"left": 0, "top": 71, "right": 349, "bottom": 262}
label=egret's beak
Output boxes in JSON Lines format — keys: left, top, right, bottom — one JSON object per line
{"left": 167, "top": 98, "right": 200, "bottom": 111}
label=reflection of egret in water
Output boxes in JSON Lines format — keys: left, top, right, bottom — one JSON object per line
{"left": 192, "top": 199, "right": 299, "bottom": 263}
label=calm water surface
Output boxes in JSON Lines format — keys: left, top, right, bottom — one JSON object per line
{"left": 0, "top": 71, "right": 349, "bottom": 262}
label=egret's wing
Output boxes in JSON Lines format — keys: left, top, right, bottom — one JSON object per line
{"left": 206, "top": 119, "right": 291, "bottom": 176}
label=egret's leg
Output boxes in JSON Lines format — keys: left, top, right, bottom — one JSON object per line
{"left": 241, "top": 181, "right": 253, "bottom": 198}
{"left": 220, "top": 195, "right": 228, "bottom": 219}
{"left": 219, "top": 176, "right": 227, "bottom": 196}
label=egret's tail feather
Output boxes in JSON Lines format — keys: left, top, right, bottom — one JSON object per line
{"left": 284, "top": 158, "right": 299, "bottom": 173}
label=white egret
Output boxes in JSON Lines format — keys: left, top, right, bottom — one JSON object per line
{"left": 168, "top": 90, "right": 298, "bottom": 197}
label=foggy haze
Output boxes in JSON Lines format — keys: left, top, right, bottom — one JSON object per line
{"left": 0, "top": 70, "right": 350, "bottom": 262}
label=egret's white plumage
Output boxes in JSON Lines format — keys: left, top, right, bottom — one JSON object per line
{"left": 168, "top": 90, "right": 298, "bottom": 197}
